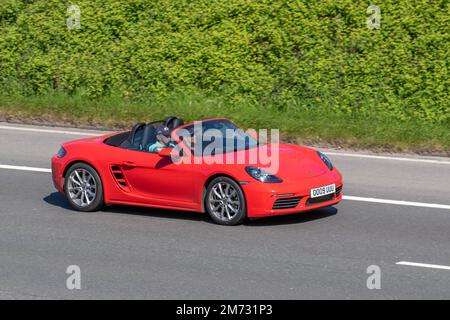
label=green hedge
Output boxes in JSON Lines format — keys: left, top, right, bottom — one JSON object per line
{"left": 0, "top": 0, "right": 449, "bottom": 123}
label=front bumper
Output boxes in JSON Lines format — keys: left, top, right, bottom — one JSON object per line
{"left": 241, "top": 169, "right": 343, "bottom": 217}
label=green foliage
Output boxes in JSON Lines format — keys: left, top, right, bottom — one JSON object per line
{"left": 0, "top": 0, "right": 449, "bottom": 123}
{"left": 1, "top": 91, "right": 449, "bottom": 153}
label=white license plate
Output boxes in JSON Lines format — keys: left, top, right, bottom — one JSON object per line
{"left": 310, "top": 184, "right": 335, "bottom": 198}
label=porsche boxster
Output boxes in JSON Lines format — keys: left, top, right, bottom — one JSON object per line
{"left": 51, "top": 116, "right": 343, "bottom": 225}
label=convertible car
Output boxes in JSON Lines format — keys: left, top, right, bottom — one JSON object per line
{"left": 51, "top": 116, "right": 343, "bottom": 225}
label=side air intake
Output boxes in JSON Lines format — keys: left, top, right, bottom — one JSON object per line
{"left": 110, "top": 165, "right": 130, "bottom": 192}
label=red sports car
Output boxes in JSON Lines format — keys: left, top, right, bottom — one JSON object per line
{"left": 51, "top": 116, "right": 343, "bottom": 225}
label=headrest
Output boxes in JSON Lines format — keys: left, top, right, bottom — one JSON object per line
{"left": 129, "top": 122, "right": 146, "bottom": 144}
{"left": 164, "top": 116, "right": 184, "bottom": 130}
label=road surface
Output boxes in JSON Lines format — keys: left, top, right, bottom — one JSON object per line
{"left": 0, "top": 122, "right": 449, "bottom": 299}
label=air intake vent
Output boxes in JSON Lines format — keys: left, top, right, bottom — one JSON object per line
{"left": 306, "top": 194, "right": 335, "bottom": 206}
{"left": 272, "top": 197, "right": 302, "bottom": 210}
{"left": 336, "top": 185, "right": 343, "bottom": 196}
{"left": 110, "top": 165, "right": 130, "bottom": 192}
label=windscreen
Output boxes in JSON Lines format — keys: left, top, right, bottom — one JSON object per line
{"left": 176, "top": 119, "right": 259, "bottom": 155}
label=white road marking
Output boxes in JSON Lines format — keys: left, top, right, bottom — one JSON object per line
{"left": 0, "top": 125, "right": 104, "bottom": 136}
{"left": 343, "top": 195, "right": 450, "bottom": 210}
{"left": 326, "top": 152, "right": 450, "bottom": 165}
{"left": 396, "top": 261, "right": 450, "bottom": 271}
{"left": 0, "top": 164, "right": 51, "bottom": 173}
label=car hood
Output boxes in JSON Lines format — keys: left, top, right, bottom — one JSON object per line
{"left": 235, "top": 143, "right": 328, "bottom": 182}
{"left": 276, "top": 144, "right": 328, "bottom": 180}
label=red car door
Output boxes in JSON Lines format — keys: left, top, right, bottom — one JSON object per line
{"left": 107, "top": 147, "right": 198, "bottom": 210}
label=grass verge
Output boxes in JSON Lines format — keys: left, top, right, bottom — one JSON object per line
{"left": 0, "top": 93, "right": 449, "bottom": 155}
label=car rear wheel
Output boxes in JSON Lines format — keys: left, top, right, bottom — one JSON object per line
{"left": 205, "top": 177, "right": 246, "bottom": 226}
{"left": 64, "top": 163, "right": 103, "bottom": 212}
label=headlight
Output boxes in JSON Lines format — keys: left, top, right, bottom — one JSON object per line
{"left": 317, "top": 150, "right": 333, "bottom": 170}
{"left": 245, "top": 167, "right": 283, "bottom": 183}
{"left": 56, "top": 147, "right": 67, "bottom": 158}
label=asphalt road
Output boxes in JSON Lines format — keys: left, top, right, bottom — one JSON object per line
{"left": 0, "top": 122, "right": 449, "bottom": 299}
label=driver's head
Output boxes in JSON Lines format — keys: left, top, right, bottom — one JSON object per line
{"left": 156, "top": 126, "right": 171, "bottom": 145}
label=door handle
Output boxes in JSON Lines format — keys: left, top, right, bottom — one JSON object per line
{"left": 122, "top": 161, "right": 137, "bottom": 168}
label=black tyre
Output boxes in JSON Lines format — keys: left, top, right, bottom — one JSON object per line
{"left": 205, "top": 177, "right": 246, "bottom": 225}
{"left": 64, "top": 162, "right": 104, "bottom": 212}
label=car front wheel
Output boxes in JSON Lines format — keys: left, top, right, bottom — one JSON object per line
{"left": 205, "top": 177, "right": 246, "bottom": 225}
{"left": 64, "top": 163, "right": 104, "bottom": 212}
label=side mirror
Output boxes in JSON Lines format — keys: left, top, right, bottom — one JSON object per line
{"left": 158, "top": 147, "right": 173, "bottom": 157}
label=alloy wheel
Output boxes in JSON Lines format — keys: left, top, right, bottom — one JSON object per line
{"left": 208, "top": 181, "right": 241, "bottom": 222}
{"left": 67, "top": 168, "right": 97, "bottom": 207}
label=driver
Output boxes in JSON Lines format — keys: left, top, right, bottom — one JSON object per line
{"left": 148, "top": 126, "right": 175, "bottom": 153}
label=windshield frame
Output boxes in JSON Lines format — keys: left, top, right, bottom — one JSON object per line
{"left": 173, "top": 118, "right": 261, "bottom": 157}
